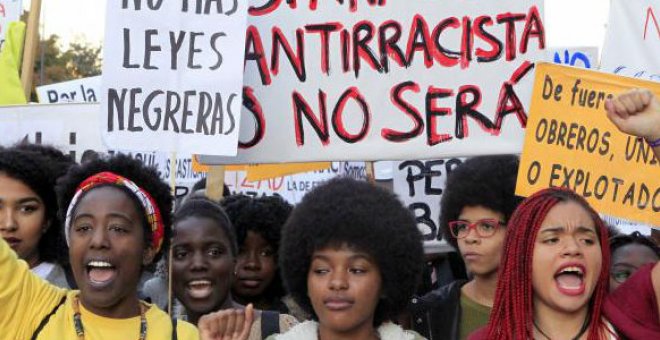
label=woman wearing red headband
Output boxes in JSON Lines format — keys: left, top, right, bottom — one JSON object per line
{"left": 0, "top": 154, "right": 198, "bottom": 339}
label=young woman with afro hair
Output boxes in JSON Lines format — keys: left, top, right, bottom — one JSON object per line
{"left": 0, "top": 145, "right": 74, "bottom": 288}
{"left": 197, "top": 177, "right": 426, "bottom": 340}
{"left": 409, "top": 155, "right": 522, "bottom": 340}
{"left": 221, "top": 194, "right": 292, "bottom": 313}
{"left": 0, "top": 154, "right": 199, "bottom": 339}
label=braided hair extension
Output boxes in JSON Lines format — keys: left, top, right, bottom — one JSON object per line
{"left": 485, "top": 187, "right": 611, "bottom": 340}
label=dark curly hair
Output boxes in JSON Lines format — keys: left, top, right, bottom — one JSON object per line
{"left": 56, "top": 154, "right": 172, "bottom": 264}
{"left": 221, "top": 194, "right": 292, "bottom": 252}
{"left": 280, "top": 177, "right": 424, "bottom": 326}
{"left": 221, "top": 194, "right": 292, "bottom": 303}
{"left": 0, "top": 147, "right": 69, "bottom": 264}
{"left": 610, "top": 231, "right": 660, "bottom": 258}
{"left": 13, "top": 142, "right": 75, "bottom": 178}
{"left": 174, "top": 195, "right": 238, "bottom": 257}
{"left": 439, "top": 155, "right": 523, "bottom": 249}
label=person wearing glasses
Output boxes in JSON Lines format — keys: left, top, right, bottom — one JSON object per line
{"left": 409, "top": 155, "right": 523, "bottom": 340}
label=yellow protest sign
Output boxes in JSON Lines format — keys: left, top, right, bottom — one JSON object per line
{"left": 192, "top": 155, "right": 330, "bottom": 182}
{"left": 246, "top": 163, "right": 331, "bottom": 182}
{"left": 517, "top": 63, "right": 659, "bottom": 226}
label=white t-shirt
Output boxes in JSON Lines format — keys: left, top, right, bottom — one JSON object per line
{"left": 31, "top": 262, "right": 55, "bottom": 280}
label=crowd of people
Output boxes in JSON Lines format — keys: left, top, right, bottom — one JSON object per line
{"left": 0, "top": 90, "right": 658, "bottom": 339}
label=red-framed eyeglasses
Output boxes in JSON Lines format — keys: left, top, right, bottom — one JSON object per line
{"left": 448, "top": 219, "right": 505, "bottom": 239}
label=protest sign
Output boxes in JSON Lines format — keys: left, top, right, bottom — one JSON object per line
{"left": 548, "top": 47, "right": 598, "bottom": 69}
{"left": 100, "top": 0, "right": 249, "bottom": 155}
{"left": 245, "top": 162, "right": 331, "bottom": 181}
{"left": 393, "top": 158, "right": 464, "bottom": 253}
{"left": 516, "top": 63, "right": 660, "bottom": 226}
{"left": 601, "top": 0, "right": 660, "bottom": 82}
{"left": 0, "top": 0, "right": 21, "bottom": 53}
{"left": 37, "top": 76, "right": 101, "bottom": 103}
{"left": 199, "top": 0, "right": 546, "bottom": 164}
{"left": 0, "top": 103, "right": 206, "bottom": 199}
{"left": 225, "top": 162, "right": 367, "bottom": 203}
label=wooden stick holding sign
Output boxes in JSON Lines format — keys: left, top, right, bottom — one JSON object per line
{"left": 206, "top": 166, "right": 226, "bottom": 201}
{"left": 365, "top": 161, "right": 376, "bottom": 184}
{"left": 20, "top": 0, "right": 41, "bottom": 99}
{"left": 167, "top": 152, "right": 176, "bottom": 316}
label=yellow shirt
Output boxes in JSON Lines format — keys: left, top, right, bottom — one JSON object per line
{"left": 0, "top": 238, "right": 199, "bottom": 340}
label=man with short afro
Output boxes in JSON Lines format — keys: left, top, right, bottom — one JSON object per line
{"left": 278, "top": 177, "right": 424, "bottom": 339}
{"left": 409, "top": 155, "right": 522, "bottom": 340}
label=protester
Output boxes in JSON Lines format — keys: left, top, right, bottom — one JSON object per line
{"left": 609, "top": 231, "right": 659, "bottom": 291}
{"left": 470, "top": 187, "right": 616, "bottom": 339}
{"left": 149, "top": 196, "right": 297, "bottom": 339}
{"left": 605, "top": 88, "right": 660, "bottom": 159}
{"left": 0, "top": 154, "right": 199, "bottom": 339}
{"left": 198, "top": 177, "right": 425, "bottom": 340}
{"left": 221, "top": 194, "right": 293, "bottom": 313}
{"left": 409, "top": 155, "right": 522, "bottom": 340}
{"left": 0, "top": 147, "right": 73, "bottom": 288}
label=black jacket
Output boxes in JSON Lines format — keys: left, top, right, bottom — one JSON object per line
{"left": 409, "top": 280, "right": 467, "bottom": 340}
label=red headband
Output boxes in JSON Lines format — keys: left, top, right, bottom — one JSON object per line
{"left": 64, "top": 172, "right": 165, "bottom": 253}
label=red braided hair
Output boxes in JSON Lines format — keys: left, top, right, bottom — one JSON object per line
{"left": 484, "top": 187, "right": 611, "bottom": 340}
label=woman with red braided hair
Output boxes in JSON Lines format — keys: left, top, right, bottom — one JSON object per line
{"left": 471, "top": 186, "right": 660, "bottom": 339}
{"left": 470, "top": 187, "right": 618, "bottom": 340}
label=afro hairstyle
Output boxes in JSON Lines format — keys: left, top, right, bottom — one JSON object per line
{"left": 280, "top": 177, "right": 424, "bottom": 326}
{"left": 13, "top": 142, "right": 75, "bottom": 178}
{"left": 0, "top": 148, "right": 68, "bottom": 264}
{"left": 221, "top": 194, "right": 292, "bottom": 301}
{"left": 439, "top": 155, "right": 523, "bottom": 249}
{"left": 221, "top": 194, "right": 292, "bottom": 251}
{"left": 56, "top": 153, "right": 172, "bottom": 264}
{"left": 174, "top": 195, "right": 238, "bottom": 257}
{"left": 610, "top": 231, "right": 660, "bottom": 259}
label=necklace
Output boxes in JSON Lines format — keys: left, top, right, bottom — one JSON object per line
{"left": 72, "top": 295, "right": 147, "bottom": 340}
{"left": 533, "top": 312, "right": 590, "bottom": 340}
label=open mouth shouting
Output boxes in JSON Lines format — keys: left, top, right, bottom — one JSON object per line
{"left": 186, "top": 279, "right": 214, "bottom": 299}
{"left": 554, "top": 263, "right": 586, "bottom": 296}
{"left": 86, "top": 260, "right": 118, "bottom": 288}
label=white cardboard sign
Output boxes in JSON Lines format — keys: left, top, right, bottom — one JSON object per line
{"left": 0, "top": 0, "right": 22, "bottom": 52}
{"left": 199, "top": 0, "right": 545, "bottom": 164}
{"left": 547, "top": 47, "right": 598, "bottom": 70}
{"left": 600, "top": 0, "right": 660, "bottom": 82}
{"left": 393, "top": 158, "right": 465, "bottom": 253}
{"left": 225, "top": 162, "right": 367, "bottom": 204}
{"left": 0, "top": 103, "right": 206, "bottom": 199}
{"left": 100, "top": 0, "right": 249, "bottom": 155}
{"left": 37, "top": 76, "right": 101, "bottom": 103}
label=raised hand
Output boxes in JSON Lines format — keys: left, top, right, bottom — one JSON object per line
{"left": 604, "top": 89, "right": 660, "bottom": 142}
{"left": 198, "top": 304, "right": 255, "bottom": 340}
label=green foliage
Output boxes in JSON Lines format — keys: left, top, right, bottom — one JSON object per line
{"left": 33, "top": 34, "right": 102, "bottom": 86}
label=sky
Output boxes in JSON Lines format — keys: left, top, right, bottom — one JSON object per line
{"left": 26, "top": 0, "right": 612, "bottom": 51}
